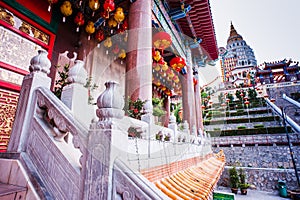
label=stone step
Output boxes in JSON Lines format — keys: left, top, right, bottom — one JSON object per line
{"left": 0, "top": 183, "right": 27, "bottom": 200}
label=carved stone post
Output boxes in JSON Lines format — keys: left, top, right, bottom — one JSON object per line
{"left": 83, "top": 81, "right": 127, "bottom": 200}
{"left": 8, "top": 50, "right": 52, "bottom": 152}
{"left": 168, "top": 113, "right": 178, "bottom": 143}
{"left": 61, "top": 60, "right": 94, "bottom": 127}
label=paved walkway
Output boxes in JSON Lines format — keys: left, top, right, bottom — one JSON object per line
{"left": 215, "top": 187, "right": 290, "bottom": 200}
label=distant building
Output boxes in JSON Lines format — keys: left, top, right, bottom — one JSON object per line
{"left": 219, "top": 23, "right": 257, "bottom": 88}
{"left": 256, "top": 59, "right": 300, "bottom": 84}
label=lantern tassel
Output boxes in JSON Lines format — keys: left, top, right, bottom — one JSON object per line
{"left": 63, "top": 17, "right": 66, "bottom": 23}
{"left": 88, "top": 35, "right": 91, "bottom": 40}
{"left": 48, "top": 5, "right": 51, "bottom": 12}
{"left": 76, "top": 27, "right": 79, "bottom": 32}
{"left": 106, "top": 50, "right": 108, "bottom": 55}
{"left": 97, "top": 43, "right": 100, "bottom": 48}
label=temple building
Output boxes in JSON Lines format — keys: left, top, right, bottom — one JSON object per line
{"left": 219, "top": 23, "right": 257, "bottom": 88}
{"left": 0, "top": 0, "right": 226, "bottom": 199}
{"left": 256, "top": 59, "right": 300, "bottom": 84}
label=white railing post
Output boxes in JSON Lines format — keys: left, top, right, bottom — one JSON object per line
{"left": 61, "top": 60, "right": 95, "bottom": 128}
{"left": 82, "top": 81, "right": 127, "bottom": 200}
{"left": 8, "top": 50, "right": 52, "bottom": 152}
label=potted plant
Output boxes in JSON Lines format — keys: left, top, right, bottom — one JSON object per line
{"left": 229, "top": 166, "right": 240, "bottom": 194}
{"left": 239, "top": 168, "right": 250, "bottom": 195}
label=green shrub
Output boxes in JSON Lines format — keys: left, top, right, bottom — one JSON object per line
{"left": 254, "top": 124, "right": 264, "bottom": 128}
{"left": 237, "top": 126, "right": 246, "bottom": 129}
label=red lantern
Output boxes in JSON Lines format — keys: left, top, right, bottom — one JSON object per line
{"left": 74, "top": 12, "right": 85, "bottom": 32}
{"left": 193, "top": 77, "right": 198, "bottom": 86}
{"left": 244, "top": 100, "right": 250, "bottom": 106}
{"left": 122, "top": 19, "right": 128, "bottom": 30}
{"left": 169, "top": 57, "right": 186, "bottom": 72}
{"left": 95, "top": 30, "right": 105, "bottom": 42}
{"left": 112, "top": 44, "right": 120, "bottom": 54}
{"left": 103, "top": 0, "right": 115, "bottom": 12}
{"left": 153, "top": 32, "right": 172, "bottom": 50}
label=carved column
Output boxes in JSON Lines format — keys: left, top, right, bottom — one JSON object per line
{"left": 194, "top": 68, "right": 204, "bottom": 134}
{"left": 181, "top": 47, "right": 197, "bottom": 133}
{"left": 8, "top": 50, "right": 52, "bottom": 152}
{"left": 125, "top": 0, "right": 152, "bottom": 102}
{"left": 61, "top": 60, "right": 94, "bottom": 127}
{"left": 83, "top": 81, "right": 127, "bottom": 200}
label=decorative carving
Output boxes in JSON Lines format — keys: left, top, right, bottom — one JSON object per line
{"left": 96, "top": 81, "right": 124, "bottom": 127}
{"left": 0, "top": 89, "right": 19, "bottom": 151}
{"left": 29, "top": 50, "right": 51, "bottom": 74}
{"left": 67, "top": 60, "right": 87, "bottom": 85}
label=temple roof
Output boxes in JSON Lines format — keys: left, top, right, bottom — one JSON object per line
{"left": 166, "top": 0, "right": 219, "bottom": 60}
{"left": 227, "top": 22, "right": 243, "bottom": 44}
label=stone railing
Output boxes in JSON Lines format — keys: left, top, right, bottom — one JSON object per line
{"left": 212, "top": 133, "right": 300, "bottom": 147}
{"left": 7, "top": 50, "right": 213, "bottom": 199}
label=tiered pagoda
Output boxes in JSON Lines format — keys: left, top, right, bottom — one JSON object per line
{"left": 219, "top": 22, "right": 257, "bottom": 88}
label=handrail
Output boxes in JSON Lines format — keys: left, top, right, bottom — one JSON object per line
{"left": 283, "top": 93, "right": 300, "bottom": 108}
{"left": 265, "top": 98, "right": 300, "bottom": 133}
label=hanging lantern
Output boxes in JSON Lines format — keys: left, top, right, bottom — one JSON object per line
{"left": 112, "top": 44, "right": 120, "bottom": 54}
{"left": 95, "top": 29, "right": 105, "bottom": 43}
{"left": 153, "top": 63, "right": 161, "bottom": 71}
{"left": 60, "top": 1, "right": 73, "bottom": 22}
{"left": 193, "top": 77, "right": 198, "bottom": 86}
{"left": 169, "top": 57, "right": 186, "bottom": 72}
{"left": 161, "top": 62, "right": 168, "bottom": 71}
{"left": 118, "top": 49, "right": 126, "bottom": 59}
{"left": 101, "top": 10, "right": 110, "bottom": 19}
{"left": 152, "top": 50, "right": 161, "bottom": 62}
{"left": 74, "top": 12, "right": 85, "bottom": 32}
{"left": 89, "top": 0, "right": 100, "bottom": 11}
{"left": 103, "top": 0, "right": 115, "bottom": 13}
{"left": 153, "top": 32, "right": 172, "bottom": 50}
{"left": 104, "top": 37, "right": 112, "bottom": 48}
{"left": 48, "top": 0, "right": 58, "bottom": 12}
{"left": 85, "top": 21, "right": 95, "bottom": 40}
{"left": 108, "top": 17, "right": 117, "bottom": 28}
{"left": 114, "top": 7, "right": 125, "bottom": 25}
{"left": 122, "top": 19, "right": 128, "bottom": 30}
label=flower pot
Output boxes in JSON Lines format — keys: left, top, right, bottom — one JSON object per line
{"left": 241, "top": 188, "right": 248, "bottom": 195}
{"left": 231, "top": 188, "right": 238, "bottom": 194}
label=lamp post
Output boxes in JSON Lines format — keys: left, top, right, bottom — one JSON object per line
{"left": 281, "top": 106, "right": 300, "bottom": 187}
{"left": 226, "top": 98, "right": 231, "bottom": 117}
{"left": 244, "top": 99, "right": 250, "bottom": 123}
{"left": 240, "top": 91, "right": 244, "bottom": 109}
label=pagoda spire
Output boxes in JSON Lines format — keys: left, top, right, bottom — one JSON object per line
{"left": 227, "top": 22, "right": 243, "bottom": 43}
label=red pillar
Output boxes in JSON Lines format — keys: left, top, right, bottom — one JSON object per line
{"left": 194, "top": 72, "right": 204, "bottom": 133}
{"left": 125, "top": 0, "right": 152, "bottom": 102}
{"left": 181, "top": 48, "right": 197, "bottom": 133}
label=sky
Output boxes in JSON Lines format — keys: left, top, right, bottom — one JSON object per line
{"left": 209, "top": 0, "right": 300, "bottom": 65}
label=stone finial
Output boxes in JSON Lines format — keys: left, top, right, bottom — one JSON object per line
{"left": 169, "top": 113, "right": 176, "bottom": 124}
{"left": 67, "top": 60, "right": 87, "bottom": 85}
{"left": 143, "top": 100, "right": 153, "bottom": 114}
{"left": 29, "top": 50, "right": 51, "bottom": 74}
{"left": 183, "top": 120, "right": 190, "bottom": 132}
{"left": 96, "top": 81, "right": 124, "bottom": 125}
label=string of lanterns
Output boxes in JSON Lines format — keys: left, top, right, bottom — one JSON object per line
{"left": 48, "top": 0, "right": 130, "bottom": 60}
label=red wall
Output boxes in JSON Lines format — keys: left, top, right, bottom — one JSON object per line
{"left": 16, "top": 0, "right": 52, "bottom": 23}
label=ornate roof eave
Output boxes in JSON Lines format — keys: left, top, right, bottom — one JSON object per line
{"left": 166, "top": 0, "right": 218, "bottom": 60}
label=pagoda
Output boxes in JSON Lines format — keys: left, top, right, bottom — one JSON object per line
{"left": 219, "top": 22, "right": 257, "bottom": 88}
